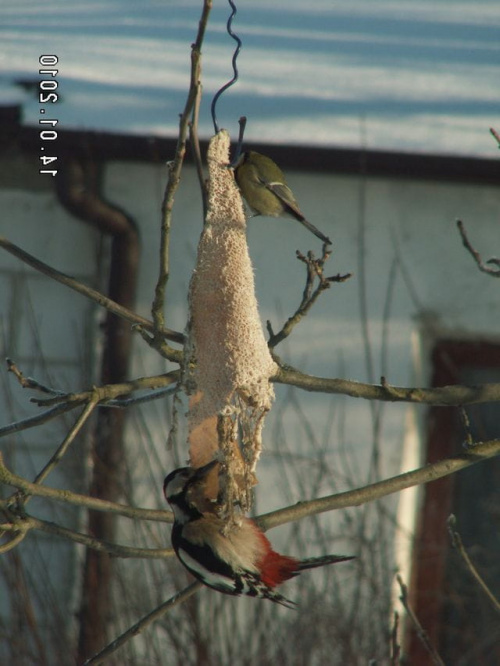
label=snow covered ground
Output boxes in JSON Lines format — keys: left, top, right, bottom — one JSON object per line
{"left": 1, "top": 0, "right": 499, "bottom": 155}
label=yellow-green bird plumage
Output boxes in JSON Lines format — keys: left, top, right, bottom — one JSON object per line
{"left": 235, "top": 151, "right": 331, "bottom": 245}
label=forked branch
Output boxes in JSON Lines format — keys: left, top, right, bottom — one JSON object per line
{"left": 267, "top": 245, "right": 352, "bottom": 348}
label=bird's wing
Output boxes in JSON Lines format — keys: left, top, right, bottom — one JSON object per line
{"left": 266, "top": 179, "right": 332, "bottom": 244}
{"left": 176, "top": 543, "right": 240, "bottom": 594}
{"left": 264, "top": 180, "right": 305, "bottom": 220}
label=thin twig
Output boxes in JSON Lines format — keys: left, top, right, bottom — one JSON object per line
{"left": 7, "top": 366, "right": 178, "bottom": 408}
{"left": 458, "top": 407, "right": 474, "bottom": 448}
{"left": 0, "top": 529, "right": 26, "bottom": 554}
{"left": 33, "top": 398, "right": 97, "bottom": 486}
{"left": 1, "top": 371, "right": 180, "bottom": 438}
{"left": 396, "top": 575, "right": 446, "bottom": 666}
{"left": 456, "top": 220, "right": 500, "bottom": 277}
{"left": 490, "top": 127, "right": 500, "bottom": 148}
{"left": 102, "top": 385, "right": 178, "bottom": 408}
{"left": 29, "top": 371, "right": 180, "bottom": 407}
{"left": 6, "top": 358, "right": 66, "bottom": 395}
{"left": 0, "top": 514, "right": 174, "bottom": 559}
{"left": 189, "top": 79, "right": 207, "bottom": 216}
{"left": 447, "top": 514, "right": 500, "bottom": 614}
{"left": 152, "top": 0, "right": 212, "bottom": 330}
{"left": 133, "top": 324, "right": 183, "bottom": 361}
{"left": 0, "top": 236, "right": 185, "bottom": 347}
{"left": 389, "top": 611, "right": 401, "bottom": 665}
{"left": 0, "top": 503, "right": 29, "bottom": 553}
{"left": 267, "top": 246, "right": 351, "bottom": 348}
{"left": 0, "top": 402, "right": 83, "bottom": 437}
{"left": 82, "top": 582, "right": 202, "bottom": 665}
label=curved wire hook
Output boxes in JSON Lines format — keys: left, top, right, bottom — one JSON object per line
{"left": 210, "top": 0, "right": 243, "bottom": 135}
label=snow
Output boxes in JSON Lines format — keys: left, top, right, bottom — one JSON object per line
{"left": 1, "top": 0, "right": 499, "bottom": 156}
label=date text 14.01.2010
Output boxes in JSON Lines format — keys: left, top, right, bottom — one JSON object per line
{"left": 39, "top": 55, "right": 59, "bottom": 177}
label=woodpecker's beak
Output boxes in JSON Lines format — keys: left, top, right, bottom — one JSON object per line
{"left": 163, "top": 459, "right": 219, "bottom": 504}
{"left": 184, "top": 459, "right": 220, "bottom": 511}
{"left": 191, "top": 458, "right": 219, "bottom": 480}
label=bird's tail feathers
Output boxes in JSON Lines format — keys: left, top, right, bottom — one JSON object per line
{"left": 297, "top": 217, "right": 332, "bottom": 245}
{"left": 267, "top": 590, "right": 297, "bottom": 610}
{"left": 297, "top": 554, "right": 355, "bottom": 571}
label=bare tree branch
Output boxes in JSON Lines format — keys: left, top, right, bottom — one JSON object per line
{"left": 389, "top": 611, "right": 401, "bottom": 666}
{"left": 3, "top": 436, "right": 500, "bottom": 539}
{"left": 33, "top": 399, "right": 97, "bottom": 486}
{"left": 396, "top": 575, "right": 446, "bottom": 666}
{"left": 5, "top": 359, "right": 500, "bottom": 446}
{"left": 151, "top": 0, "right": 212, "bottom": 330}
{"left": 189, "top": 79, "right": 208, "bottom": 216}
{"left": 267, "top": 245, "right": 351, "bottom": 348}
{"left": 0, "top": 514, "right": 174, "bottom": 559}
{"left": 6, "top": 358, "right": 67, "bottom": 395}
{"left": 447, "top": 514, "right": 500, "bottom": 615}
{"left": 456, "top": 219, "right": 500, "bottom": 277}
{"left": 0, "top": 402, "right": 84, "bottom": 437}
{"left": 28, "top": 371, "right": 180, "bottom": 408}
{"left": 82, "top": 582, "right": 202, "bottom": 665}
{"left": 0, "top": 369, "right": 180, "bottom": 438}
{"left": 0, "top": 529, "right": 26, "bottom": 554}
{"left": 273, "top": 363, "right": 500, "bottom": 406}
{"left": 0, "top": 235, "right": 185, "bottom": 351}
{"left": 0, "top": 503, "right": 29, "bottom": 554}
{"left": 257, "top": 439, "right": 500, "bottom": 531}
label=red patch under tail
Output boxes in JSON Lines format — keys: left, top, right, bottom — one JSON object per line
{"left": 251, "top": 526, "right": 299, "bottom": 588}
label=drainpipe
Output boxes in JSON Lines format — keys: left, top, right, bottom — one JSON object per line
{"left": 55, "top": 153, "right": 140, "bottom": 662}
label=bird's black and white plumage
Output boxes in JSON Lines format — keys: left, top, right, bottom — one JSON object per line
{"left": 164, "top": 462, "right": 353, "bottom": 608}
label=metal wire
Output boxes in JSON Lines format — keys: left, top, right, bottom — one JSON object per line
{"left": 210, "top": 0, "right": 242, "bottom": 134}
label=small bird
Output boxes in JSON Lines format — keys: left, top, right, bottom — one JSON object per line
{"left": 163, "top": 461, "right": 353, "bottom": 608}
{"left": 234, "top": 150, "right": 332, "bottom": 245}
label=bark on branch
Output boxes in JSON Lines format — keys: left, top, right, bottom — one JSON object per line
{"left": 273, "top": 363, "right": 500, "bottom": 406}
{"left": 0, "top": 454, "right": 173, "bottom": 523}
{"left": 257, "top": 439, "right": 500, "bottom": 531}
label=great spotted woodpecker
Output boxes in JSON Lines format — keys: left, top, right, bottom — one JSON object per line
{"left": 163, "top": 461, "right": 354, "bottom": 608}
